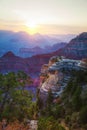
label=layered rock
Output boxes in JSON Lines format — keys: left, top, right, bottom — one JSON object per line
{"left": 39, "top": 56, "right": 64, "bottom": 97}
{"left": 39, "top": 56, "right": 87, "bottom": 98}
{"left": 53, "top": 32, "right": 87, "bottom": 59}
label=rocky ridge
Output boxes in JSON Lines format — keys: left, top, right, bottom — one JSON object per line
{"left": 53, "top": 32, "right": 87, "bottom": 59}
{"left": 39, "top": 56, "right": 87, "bottom": 98}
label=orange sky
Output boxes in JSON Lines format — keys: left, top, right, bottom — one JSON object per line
{"left": 0, "top": 0, "right": 87, "bottom": 34}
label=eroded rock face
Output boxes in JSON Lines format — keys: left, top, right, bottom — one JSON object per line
{"left": 39, "top": 55, "right": 87, "bottom": 98}
{"left": 53, "top": 32, "right": 87, "bottom": 59}
{"left": 39, "top": 56, "right": 65, "bottom": 98}
{"left": 40, "top": 73, "right": 59, "bottom": 93}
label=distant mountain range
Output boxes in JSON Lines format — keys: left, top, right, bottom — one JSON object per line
{"left": 0, "top": 30, "right": 75, "bottom": 57}
{"left": 19, "top": 42, "right": 67, "bottom": 57}
{"left": 0, "top": 32, "right": 87, "bottom": 76}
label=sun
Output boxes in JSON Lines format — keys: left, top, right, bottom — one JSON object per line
{"left": 25, "top": 22, "right": 38, "bottom": 34}
{"left": 26, "top": 22, "right": 37, "bottom": 29}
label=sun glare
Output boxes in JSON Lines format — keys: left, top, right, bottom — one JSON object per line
{"left": 25, "top": 22, "right": 38, "bottom": 28}
{"left": 25, "top": 22, "right": 38, "bottom": 34}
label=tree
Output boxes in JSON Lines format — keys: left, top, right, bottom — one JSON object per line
{"left": 52, "top": 104, "right": 65, "bottom": 119}
{"left": 38, "top": 117, "right": 66, "bottom": 130}
{"left": 46, "top": 89, "right": 54, "bottom": 116}
{"left": 46, "top": 89, "right": 53, "bottom": 107}
{"left": 72, "top": 86, "right": 82, "bottom": 111}
{"left": 79, "top": 106, "right": 87, "bottom": 124}
{"left": 0, "top": 72, "right": 33, "bottom": 121}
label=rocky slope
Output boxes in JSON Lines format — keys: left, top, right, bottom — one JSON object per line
{"left": 39, "top": 56, "right": 70, "bottom": 98}
{"left": 53, "top": 32, "right": 87, "bottom": 59}
{"left": 39, "top": 55, "right": 87, "bottom": 102}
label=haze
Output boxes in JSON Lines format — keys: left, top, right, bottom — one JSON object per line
{"left": 0, "top": 0, "right": 87, "bottom": 34}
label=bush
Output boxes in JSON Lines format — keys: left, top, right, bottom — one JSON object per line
{"left": 79, "top": 106, "right": 87, "bottom": 124}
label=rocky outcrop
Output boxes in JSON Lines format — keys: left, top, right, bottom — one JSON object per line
{"left": 39, "top": 55, "right": 87, "bottom": 98}
{"left": 39, "top": 56, "right": 65, "bottom": 97}
{"left": 53, "top": 32, "right": 87, "bottom": 59}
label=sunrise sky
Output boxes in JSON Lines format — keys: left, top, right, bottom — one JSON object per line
{"left": 0, "top": 0, "right": 87, "bottom": 34}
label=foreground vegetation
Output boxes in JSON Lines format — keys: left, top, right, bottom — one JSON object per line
{"left": 0, "top": 71, "right": 38, "bottom": 129}
{"left": 37, "top": 70, "right": 87, "bottom": 130}
{"left": 0, "top": 70, "right": 87, "bottom": 130}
